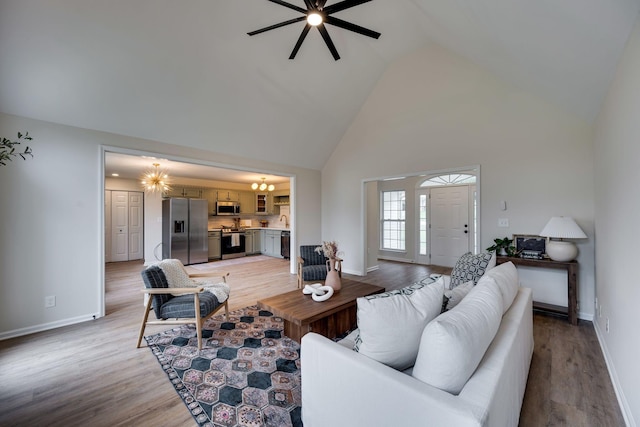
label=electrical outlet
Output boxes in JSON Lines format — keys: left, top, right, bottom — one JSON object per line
{"left": 45, "top": 295, "right": 56, "bottom": 308}
{"left": 498, "top": 218, "right": 509, "bottom": 227}
{"left": 606, "top": 317, "right": 610, "bottom": 333}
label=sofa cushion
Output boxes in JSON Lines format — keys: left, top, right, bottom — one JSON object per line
{"left": 412, "top": 277, "right": 503, "bottom": 394}
{"left": 443, "top": 280, "right": 474, "bottom": 311}
{"left": 354, "top": 277, "right": 445, "bottom": 370}
{"left": 477, "top": 261, "right": 519, "bottom": 313}
{"left": 449, "top": 251, "right": 496, "bottom": 288}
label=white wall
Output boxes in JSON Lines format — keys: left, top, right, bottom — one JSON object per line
{"left": 0, "top": 113, "right": 321, "bottom": 338}
{"left": 322, "top": 42, "right": 595, "bottom": 317}
{"left": 593, "top": 17, "right": 640, "bottom": 427}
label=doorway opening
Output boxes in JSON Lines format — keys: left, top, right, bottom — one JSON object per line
{"left": 101, "top": 147, "right": 296, "bottom": 317}
{"left": 417, "top": 173, "right": 477, "bottom": 268}
{"left": 363, "top": 166, "right": 479, "bottom": 273}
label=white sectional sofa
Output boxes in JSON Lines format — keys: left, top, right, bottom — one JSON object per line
{"left": 301, "top": 261, "right": 534, "bottom": 427}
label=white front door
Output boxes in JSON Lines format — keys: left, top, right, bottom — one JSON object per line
{"left": 430, "top": 186, "right": 469, "bottom": 267}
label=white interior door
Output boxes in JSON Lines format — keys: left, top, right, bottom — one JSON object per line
{"left": 128, "top": 192, "right": 144, "bottom": 260}
{"left": 430, "top": 186, "right": 469, "bottom": 267}
{"left": 111, "top": 191, "right": 129, "bottom": 262}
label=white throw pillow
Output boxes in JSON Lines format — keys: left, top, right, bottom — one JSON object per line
{"left": 354, "top": 277, "right": 445, "bottom": 370}
{"left": 412, "top": 278, "right": 503, "bottom": 394}
{"left": 443, "top": 280, "right": 474, "bottom": 311}
{"left": 477, "top": 261, "right": 519, "bottom": 313}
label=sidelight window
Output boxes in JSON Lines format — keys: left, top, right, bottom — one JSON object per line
{"left": 381, "top": 190, "right": 406, "bottom": 250}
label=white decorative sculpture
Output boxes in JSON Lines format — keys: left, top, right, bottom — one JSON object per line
{"left": 303, "top": 283, "right": 334, "bottom": 302}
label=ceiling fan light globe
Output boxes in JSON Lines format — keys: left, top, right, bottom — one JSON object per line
{"left": 307, "top": 13, "right": 322, "bottom": 26}
{"left": 268, "top": 184, "right": 275, "bottom": 191}
{"left": 259, "top": 183, "right": 267, "bottom": 191}
{"left": 251, "top": 183, "right": 259, "bottom": 190}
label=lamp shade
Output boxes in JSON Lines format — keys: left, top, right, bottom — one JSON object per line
{"left": 539, "top": 217, "right": 587, "bottom": 239}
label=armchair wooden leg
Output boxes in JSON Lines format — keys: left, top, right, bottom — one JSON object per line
{"left": 137, "top": 298, "right": 154, "bottom": 348}
{"left": 224, "top": 301, "right": 229, "bottom": 321}
{"left": 194, "top": 293, "right": 203, "bottom": 350}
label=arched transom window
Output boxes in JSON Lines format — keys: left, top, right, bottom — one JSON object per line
{"left": 420, "top": 173, "right": 476, "bottom": 187}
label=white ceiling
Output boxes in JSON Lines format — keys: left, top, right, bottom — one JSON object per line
{"left": 2, "top": 0, "right": 639, "bottom": 176}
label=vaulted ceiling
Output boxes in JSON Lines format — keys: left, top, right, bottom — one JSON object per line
{"left": 1, "top": 0, "right": 638, "bottom": 171}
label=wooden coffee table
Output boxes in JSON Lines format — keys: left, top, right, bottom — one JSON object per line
{"left": 257, "top": 279, "right": 385, "bottom": 342}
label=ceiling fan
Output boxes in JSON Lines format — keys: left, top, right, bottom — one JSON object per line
{"left": 248, "top": 0, "right": 381, "bottom": 61}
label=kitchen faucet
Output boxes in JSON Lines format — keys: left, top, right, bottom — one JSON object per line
{"left": 280, "top": 214, "right": 289, "bottom": 228}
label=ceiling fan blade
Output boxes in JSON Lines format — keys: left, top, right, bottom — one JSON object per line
{"left": 317, "top": 0, "right": 329, "bottom": 8}
{"left": 317, "top": 24, "right": 340, "bottom": 60}
{"left": 289, "top": 24, "right": 311, "bottom": 59}
{"left": 323, "top": 0, "right": 372, "bottom": 15}
{"left": 267, "top": 0, "right": 307, "bottom": 14}
{"left": 302, "top": 0, "right": 315, "bottom": 9}
{"left": 325, "top": 16, "right": 380, "bottom": 39}
{"left": 248, "top": 16, "right": 306, "bottom": 36}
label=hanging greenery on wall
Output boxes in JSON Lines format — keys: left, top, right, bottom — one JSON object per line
{"left": 1, "top": 132, "right": 33, "bottom": 166}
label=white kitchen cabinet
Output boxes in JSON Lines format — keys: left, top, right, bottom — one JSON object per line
{"left": 208, "top": 231, "right": 221, "bottom": 259}
{"left": 245, "top": 230, "right": 254, "bottom": 255}
{"left": 183, "top": 187, "right": 203, "bottom": 198}
{"left": 217, "top": 190, "right": 239, "bottom": 202}
{"left": 253, "top": 229, "right": 262, "bottom": 254}
{"left": 239, "top": 191, "right": 254, "bottom": 214}
{"left": 245, "top": 229, "right": 263, "bottom": 255}
{"left": 261, "top": 229, "right": 282, "bottom": 258}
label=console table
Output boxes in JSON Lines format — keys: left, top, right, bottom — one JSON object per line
{"left": 496, "top": 256, "right": 578, "bottom": 325}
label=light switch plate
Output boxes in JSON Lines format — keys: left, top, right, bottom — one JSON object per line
{"left": 498, "top": 218, "right": 509, "bottom": 227}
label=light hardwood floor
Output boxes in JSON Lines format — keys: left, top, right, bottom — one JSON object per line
{"left": 0, "top": 257, "right": 625, "bottom": 426}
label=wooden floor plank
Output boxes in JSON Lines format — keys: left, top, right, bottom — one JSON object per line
{"left": 0, "top": 257, "right": 625, "bottom": 426}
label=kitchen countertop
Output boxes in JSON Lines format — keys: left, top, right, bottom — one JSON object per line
{"left": 208, "top": 227, "right": 290, "bottom": 232}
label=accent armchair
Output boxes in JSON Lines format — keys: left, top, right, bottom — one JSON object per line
{"left": 297, "top": 245, "right": 342, "bottom": 289}
{"left": 137, "top": 265, "right": 229, "bottom": 350}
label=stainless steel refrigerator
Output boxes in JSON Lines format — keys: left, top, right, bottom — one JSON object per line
{"left": 162, "top": 198, "right": 209, "bottom": 265}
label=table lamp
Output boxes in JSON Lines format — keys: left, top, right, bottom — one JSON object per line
{"left": 539, "top": 216, "right": 587, "bottom": 262}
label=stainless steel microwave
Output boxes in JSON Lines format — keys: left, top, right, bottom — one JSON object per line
{"left": 216, "top": 201, "right": 240, "bottom": 216}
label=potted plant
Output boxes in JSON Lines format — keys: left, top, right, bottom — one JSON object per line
{"left": 1, "top": 132, "right": 33, "bottom": 166}
{"left": 487, "top": 237, "right": 516, "bottom": 257}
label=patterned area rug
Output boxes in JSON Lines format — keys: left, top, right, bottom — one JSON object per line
{"left": 145, "top": 306, "right": 302, "bottom": 427}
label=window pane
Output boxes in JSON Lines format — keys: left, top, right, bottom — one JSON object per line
{"left": 419, "top": 194, "right": 427, "bottom": 255}
{"left": 381, "top": 189, "right": 406, "bottom": 250}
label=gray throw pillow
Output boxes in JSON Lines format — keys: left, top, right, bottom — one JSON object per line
{"left": 449, "top": 252, "right": 495, "bottom": 289}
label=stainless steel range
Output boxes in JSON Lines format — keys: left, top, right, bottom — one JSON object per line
{"left": 221, "top": 229, "right": 246, "bottom": 259}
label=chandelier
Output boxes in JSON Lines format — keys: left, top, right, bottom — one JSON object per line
{"left": 251, "top": 177, "right": 275, "bottom": 192}
{"left": 141, "top": 163, "right": 171, "bottom": 193}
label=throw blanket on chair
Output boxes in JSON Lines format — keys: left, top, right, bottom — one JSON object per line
{"left": 156, "top": 259, "right": 230, "bottom": 303}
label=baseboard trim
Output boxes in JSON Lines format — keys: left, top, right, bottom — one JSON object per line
{"left": 366, "top": 265, "right": 379, "bottom": 273}
{"left": 578, "top": 311, "right": 594, "bottom": 321}
{"left": 593, "top": 320, "right": 635, "bottom": 427}
{"left": 0, "top": 314, "right": 100, "bottom": 341}
{"left": 377, "top": 255, "right": 415, "bottom": 264}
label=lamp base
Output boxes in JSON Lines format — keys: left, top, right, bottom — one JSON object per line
{"left": 546, "top": 240, "right": 578, "bottom": 262}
